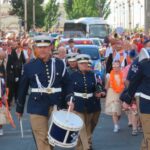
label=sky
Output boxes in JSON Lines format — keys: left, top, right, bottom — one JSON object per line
{"left": 107, "top": 0, "right": 145, "bottom": 29}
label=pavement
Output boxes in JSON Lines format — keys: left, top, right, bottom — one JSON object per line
{"left": 0, "top": 102, "right": 142, "bottom": 150}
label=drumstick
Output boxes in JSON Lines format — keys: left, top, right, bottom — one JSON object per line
{"left": 20, "top": 118, "right": 24, "bottom": 138}
{"left": 66, "top": 97, "right": 73, "bottom": 121}
{"left": 68, "top": 97, "right": 73, "bottom": 112}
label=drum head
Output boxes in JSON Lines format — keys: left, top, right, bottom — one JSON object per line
{"left": 53, "top": 110, "right": 83, "bottom": 130}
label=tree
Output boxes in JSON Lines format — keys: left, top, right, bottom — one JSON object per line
{"left": 10, "top": 0, "right": 45, "bottom": 30}
{"left": 64, "top": 0, "right": 111, "bottom": 19}
{"left": 44, "top": 0, "right": 60, "bottom": 31}
{"left": 95, "top": 0, "right": 111, "bottom": 19}
{"left": 64, "top": 0, "right": 73, "bottom": 19}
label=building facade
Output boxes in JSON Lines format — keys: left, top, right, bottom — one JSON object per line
{"left": 0, "top": 1, "right": 19, "bottom": 31}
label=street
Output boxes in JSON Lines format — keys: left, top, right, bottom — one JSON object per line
{"left": 0, "top": 102, "right": 142, "bottom": 150}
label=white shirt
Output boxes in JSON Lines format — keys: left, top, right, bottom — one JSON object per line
{"left": 105, "top": 47, "right": 113, "bottom": 58}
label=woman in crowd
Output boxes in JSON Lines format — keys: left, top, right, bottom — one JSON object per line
{"left": 105, "top": 60, "right": 124, "bottom": 133}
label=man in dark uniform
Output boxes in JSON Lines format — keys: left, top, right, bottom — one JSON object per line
{"left": 120, "top": 43, "right": 150, "bottom": 150}
{"left": 6, "top": 42, "right": 26, "bottom": 106}
{"left": 87, "top": 60, "right": 105, "bottom": 149}
{"left": 66, "top": 53, "right": 78, "bottom": 75}
{"left": 16, "top": 36, "right": 71, "bottom": 150}
{"left": 69, "top": 54, "right": 103, "bottom": 150}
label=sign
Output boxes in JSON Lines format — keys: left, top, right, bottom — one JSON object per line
{"left": 115, "top": 27, "right": 124, "bottom": 35}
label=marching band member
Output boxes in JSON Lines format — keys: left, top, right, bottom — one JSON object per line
{"left": 87, "top": 60, "right": 105, "bottom": 149}
{"left": 120, "top": 46, "right": 150, "bottom": 150}
{"left": 16, "top": 36, "right": 71, "bottom": 150}
{"left": 66, "top": 53, "right": 78, "bottom": 75}
{"left": 69, "top": 54, "right": 102, "bottom": 150}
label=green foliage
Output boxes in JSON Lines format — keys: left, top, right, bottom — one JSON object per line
{"left": 44, "top": 0, "right": 60, "bottom": 31}
{"left": 10, "top": 0, "right": 45, "bottom": 30}
{"left": 64, "top": 0, "right": 73, "bottom": 18}
{"left": 64, "top": 0, "right": 111, "bottom": 19}
{"left": 95, "top": 0, "right": 111, "bottom": 19}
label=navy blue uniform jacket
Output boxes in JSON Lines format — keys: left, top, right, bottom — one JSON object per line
{"left": 16, "top": 58, "right": 71, "bottom": 116}
{"left": 70, "top": 70, "right": 100, "bottom": 113}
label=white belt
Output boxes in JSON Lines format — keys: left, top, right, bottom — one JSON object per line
{"left": 135, "top": 92, "right": 150, "bottom": 100}
{"left": 31, "top": 88, "right": 62, "bottom": 94}
{"left": 74, "top": 92, "right": 93, "bottom": 99}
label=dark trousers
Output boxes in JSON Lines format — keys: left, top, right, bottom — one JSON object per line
{"left": 8, "top": 81, "right": 19, "bottom": 107}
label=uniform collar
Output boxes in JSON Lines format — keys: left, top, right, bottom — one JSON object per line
{"left": 38, "top": 58, "right": 51, "bottom": 64}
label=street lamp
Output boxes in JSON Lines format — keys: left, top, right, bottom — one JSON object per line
{"left": 33, "top": 0, "right": 35, "bottom": 31}
{"left": 122, "top": 2, "right": 125, "bottom": 28}
{"left": 140, "top": 4, "right": 143, "bottom": 27}
{"left": 131, "top": 1, "right": 134, "bottom": 29}
{"left": 119, "top": 3, "right": 122, "bottom": 27}
{"left": 24, "top": 0, "right": 27, "bottom": 32}
{"left": 128, "top": 0, "right": 132, "bottom": 31}
{"left": 114, "top": 0, "right": 117, "bottom": 28}
{"left": 116, "top": 5, "right": 119, "bottom": 27}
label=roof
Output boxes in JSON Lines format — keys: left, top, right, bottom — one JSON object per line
{"left": 33, "top": 35, "right": 51, "bottom": 42}
{"left": 61, "top": 38, "right": 93, "bottom": 42}
{"left": 65, "top": 17, "right": 107, "bottom": 25}
{"left": 75, "top": 44, "right": 99, "bottom": 49}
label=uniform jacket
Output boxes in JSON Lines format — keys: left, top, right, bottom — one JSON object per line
{"left": 6, "top": 49, "right": 26, "bottom": 86}
{"left": 16, "top": 58, "right": 71, "bottom": 116}
{"left": 70, "top": 70, "right": 100, "bottom": 113}
{"left": 67, "top": 67, "right": 77, "bottom": 76}
{"left": 120, "top": 59, "right": 150, "bottom": 114}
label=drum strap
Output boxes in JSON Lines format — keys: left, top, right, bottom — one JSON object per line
{"left": 35, "top": 58, "right": 56, "bottom": 90}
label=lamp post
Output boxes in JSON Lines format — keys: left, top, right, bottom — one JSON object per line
{"left": 140, "top": 4, "right": 143, "bottom": 28}
{"left": 122, "top": 2, "right": 125, "bottom": 28}
{"left": 119, "top": 3, "right": 122, "bottom": 27}
{"left": 24, "top": 0, "right": 27, "bottom": 32}
{"left": 116, "top": 4, "right": 119, "bottom": 27}
{"left": 131, "top": 1, "right": 134, "bottom": 30}
{"left": 33, "top": 0, "right": 35, "bottom": 30}
{"left": 145, "top": 0, "right": 150, "bottom": 33}
{"left": 128, "top": 0, "right": 132, "bottom": 31}
{"left": 114, "top": 0, "right": 117, "bottom": 28}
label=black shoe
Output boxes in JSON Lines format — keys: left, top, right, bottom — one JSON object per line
{"left": 128, "top": 124, "right": 132, "bottom": 128}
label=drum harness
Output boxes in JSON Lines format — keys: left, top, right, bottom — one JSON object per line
{"left": 31, "top": 58, "right": 64, "bottom": 94}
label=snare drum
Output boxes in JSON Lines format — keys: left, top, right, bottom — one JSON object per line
{"left": 48, "top": 110, "right": 83, "bottom": 148}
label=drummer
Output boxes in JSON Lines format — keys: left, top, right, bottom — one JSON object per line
{"left": 16, "top": 35, "right": 71, "bottom": 150}
{"left": 87, "top": 59, "right": 105, "bottom": 148}
{"left": 69, "top": 54, "right": 102, "bottom": 150}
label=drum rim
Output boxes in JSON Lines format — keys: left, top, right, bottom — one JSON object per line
{"left": 48, "top": 135, "right": 77, "bottom": 148}
{"left": 52, "top": 110, "right": 83, "bottom": 130}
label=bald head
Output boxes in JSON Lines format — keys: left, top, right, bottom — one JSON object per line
{"left": 58, "top": 46, "right": 66, "bottom": 59}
